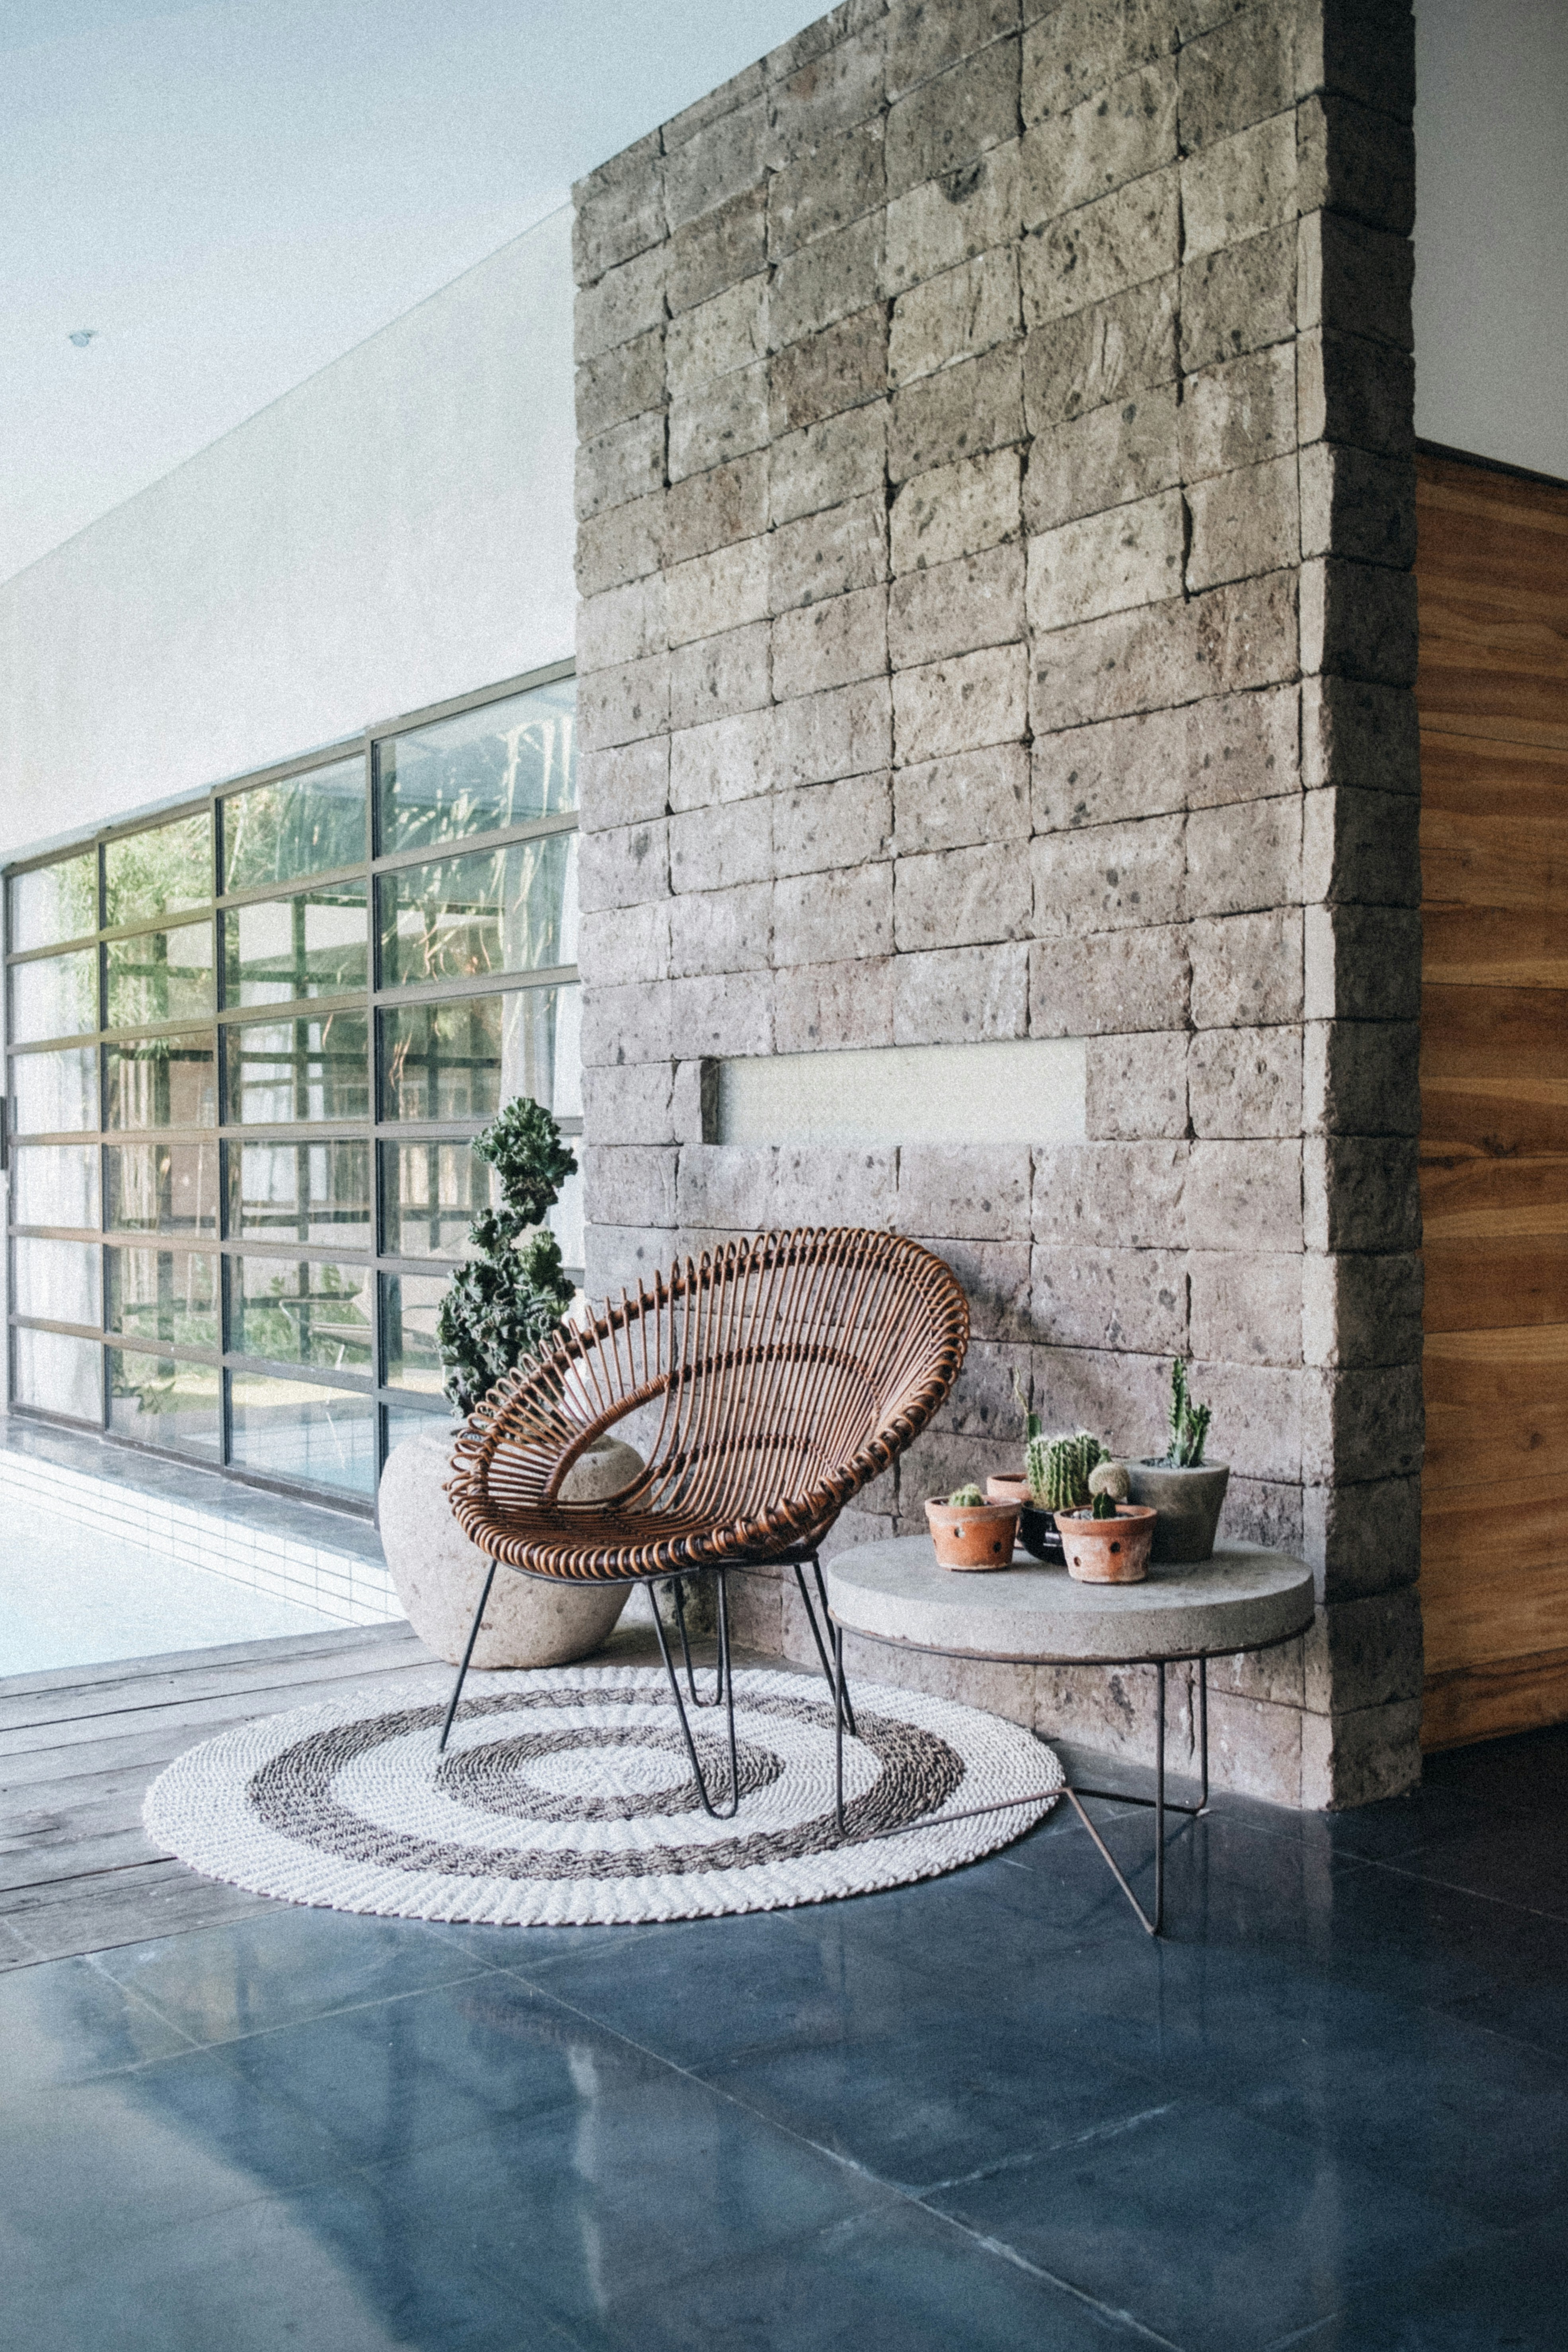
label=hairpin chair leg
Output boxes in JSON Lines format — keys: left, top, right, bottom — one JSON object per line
{"left": 437, "top": 1559, "right": 498, "bottom": 1753}
{"left": 671, "top": 1574, "right": 726, "bottom": 1709}
{"left": 652, "top": 1568, "right": 739, "bottom": 1819}
{"left": 794, "top": 1556, "right": 857, "bottom": 1739}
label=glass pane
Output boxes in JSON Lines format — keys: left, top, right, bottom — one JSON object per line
{"left": 224, "top": 1008, "right": 369, "bottom": 1123}
{"left": 376, "top": 678, "right": 576, "bottom": 853}
{"left": 10, "top": 853, "right": 97, "bottom": 951}
{"left": 379, "top": 1140, "right": 494, "bottom": 1260}
{"left": 104, "top": 809, "right": 213, "bottom": 927}
{"left": 12, "top": 1237, "right": 102, "bottom": 1328}
{"left": 13, "top": 1327, "right": 101, "bottom": 1421}
{"left": 105, "top": 1032, "right": 217, "bottom": 1129}
{"left": 228, "top": 1138, "right": 372, "bottom": 1244}
{"left": 229, "top": 1371, "right": 376, "bottom": 1497}
{"left": 107, "top": 1349, "right": 221, "bottom": 1458}
{"left": 106, "top": 1249, "right": 218, "bottom": 1350}
{"left": 13, "top": 1143, "right": 99, "bottom": 1229}
{"left": 378, "top": 833, "right": 577, "bottom": 987}
{"left": 381, "top": 1270, "right": 449, "bottom": 1393}
{"left": 222, "top": 757, "right": 366, "bottom": 890}
{"left": 106, "top": 921, "right": 214, "bottom": 1027}
{"left": 386, "top": 1401, "right": 456, "bottom": 1458}
{"left": 11, "top": 948, "right": 96, "bottom": 1043}
{"left": 12, "top": 1046, "right": 97, "bottom": 1133}
{"left": 231, "top": 1256, "right": 372, "bottom": 1372}
{"left": 224, "top": 884, "right": 368, "bottom": 1007}
{"left": 105, "top": 1141, "right": 218, "bottom": 1236}
{"left": 379, "top": 985, "right": 580, "bottom": 1123}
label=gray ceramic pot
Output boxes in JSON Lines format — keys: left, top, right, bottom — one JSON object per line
{"left": 1123, "top": 1460, "right": 1231, "bottom": 1564}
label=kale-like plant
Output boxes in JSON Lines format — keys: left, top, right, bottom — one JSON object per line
{"left": 436, "top": 1096, "right": 577, "bottom": 1418}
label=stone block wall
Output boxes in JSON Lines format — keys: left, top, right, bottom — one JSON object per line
{"left": 571, "top": 0, "right": 1423, "bottom": 1807}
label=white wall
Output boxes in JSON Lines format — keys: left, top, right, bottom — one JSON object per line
{"left": 0, "top": 204, "right": 575, "bottom": 863}
{"left": 1415, "top": 0, "right": 1568, "bottom": 480}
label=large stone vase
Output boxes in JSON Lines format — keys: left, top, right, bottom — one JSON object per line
{"left": 378, "top": 1422, "right": 641, "bottom": 1667}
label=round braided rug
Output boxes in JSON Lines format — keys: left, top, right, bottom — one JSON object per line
{"left": 144, "top": 1665, "right": 1063, "bottom": 1926}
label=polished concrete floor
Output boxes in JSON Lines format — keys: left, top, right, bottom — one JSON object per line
{"left": 2, "top": 1694, "right": 1566, "bottom": 2349}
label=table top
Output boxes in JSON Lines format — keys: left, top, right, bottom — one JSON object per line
{"left": 824, "top": 1536, "right": 1317, "bottom": 1665}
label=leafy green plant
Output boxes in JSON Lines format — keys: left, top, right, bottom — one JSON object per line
{"left": 1164, "top": 1359, "right": 1213, "bottom": 1467}
{"left": 436, "top": 1095, "right": 577, "bottom": 1418}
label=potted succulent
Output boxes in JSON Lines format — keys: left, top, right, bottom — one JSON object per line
{"left": 925, "top": 1483, "right": 1022, "bottom": 1571}
{"left": 991, "top": 1378, "right": 1110, "bottom": 1560}
{"left": 1056, "top": 1485, "right": 1157, "bottom": 1584}
{"left": 1124, "top": 1360, "right": 1230, "bottom": 1563}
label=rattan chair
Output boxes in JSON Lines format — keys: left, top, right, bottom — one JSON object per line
{"left": 440, "top": 1227, "right": 969, "bottom": 1815}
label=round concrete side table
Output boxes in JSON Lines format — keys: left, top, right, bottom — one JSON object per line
{"left": 825, "top": 1536, "right": 1316, "bottom": 1936}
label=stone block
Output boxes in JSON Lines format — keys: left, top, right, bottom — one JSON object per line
{"left": 1031, "top": 1243, "right": 1187, "bottom": 1355}
{"left": 1025, "top": 387, "right": 1180, "bottom": 534}
{"left": 582, "top": 976, "right": 673, "bottom": 1068}
{"left": 1182, "top": 111, "right": 1297, "bottom": 262}
{"left": 769, "top": 305, "right": 889, "bottom": 434}
{"left": 1186, "top": 453, "right": 1300, "bottom": 590}
{"left": 1084, "top": 1031, "right": 1189, "bottom": 1139}
{"left": 770, "top": 212, "right": 886, "bottom": 349}
{"left": 577, "top": 574, "right": 669, "bottom": 676}
{"left": 1300, "top": 0, "right": 1417, "bottom": 118}
{"left": 668, "top": 969, "right": 773, "bottom": 1060}
{"left": 1301, "top": 676, "right": 1420, "bottom": 797}
{"left": 1179, "top": 1356, "right": 1303, "bottom": 1482}
{"left": 668, "top": 799, "right": 771, "bottom": 896}
{"left": 773, "top": 587, "right": 890, "bottom": 703}
{"left": 1178, "top": 5, "right": 1293, "bottom": 147}
{"left": 1296, "top": 93, "right": 1415, "bottom": 239}
{"left": 577, "top": 653, "right": 670, "bottom": 755}
{"left": 1304, "top": 1585, "right": 1422, "bottom": 1716}
{"left": 668, "top": 882, "right": 771, "bottom": 979}
{"left": 1209, "top": 1612, "right": 1305, "bottom": 1708}
{"left": 1190, "top": 1250, "right": 1303, "bottom": 1366}
{"left": 1204, "top": 1687, "right": 1303, "bottom": 1805}
{"left": 1180, "top": 222, "right": 1296, "bottom": 373}
{"left": 773, "top": 770, "right": 893, "bottom": 877}
{"left": 1303, "top": 901, "right": 1420, "bottom": 1021}
{"left": 1021, "top": 275, "right": 1177, "bottom": 431}
{"left": 1301, "top": 1695, "right": 1421, "bottom": 1808}
{"left": 663, "top": 93, "right": 771, "bottom": 232}
{"left": 669, "top": 620, "right": 771, "bottom": 732}
{"left": 1302, "top": 1136, "right": 1420, "bottom": 1254}
{"left": 884, "top": 142, "right": 1023, "bottom": 298}
{"left": 1188, "top": 1025, "right": 1303, "bottom": 1139}
{"left": 577, "top": 493, "right": 664, "bottom": 598}
{"left": 888, "top": 544, "right": 1025, "bottom": 670}
{"left": 1179, "top": 343, "right": 1297, "bottom": 483}
{"left": 893, "top": 839, "right": 1032, "bottom": 949}
{"left": 894, "top": 741, "right": 1030, "bottom": 855}
{"left": 575, "top": 409, "right": 666, "bottom": 521}
{"left": 583, "top": 1223, "right": 678, "bottom": 1299}
{"left": 897, "top": 1145, "right": 1031, "bottom": 1242}
{"left": 774, "top": 862, "right": 894, "bottom": 965}
{"left": 1030, "top": 924, "right": 1190, "bottom": 1036}
{"left": 1304, "top": 1019, "right": 1420, "bottom": 1137}
{"left": 582, "top": 1144, "right": 678, "bottom": 1230}
{"left": 1297, "top": 210, "right": 1414, "bottom": 350}
{"left": 661, "top": 454, "right": 767, "bottom": 567}
{"left": 929, "top": 1237, "right": 1033, "bottom": 1342}
{"left": 1298, "top": 445, "right": 1416, "bottom": 570}
{"left": 889, "top": 248, "right": 1022, "bottom": 388}
{"left": 1302, "top": 1472, "right": 1422, "bottom": 1603}
{"left": 1300, "top": 557, "right": 1418, "bottom": 686}
{"left": 886, "top": 37, "right": 1021, "bottom": 200}
{"left": 890, "top": 449, "right": 1023, "bottom": 576}
{"left": 576, "top": 329, "right": 666, "bottom": 442}
{"left": 666, "top": 187, "right": 768, "bottom": 317}
{"left": 773, "top": 956, "right": 896, "bottom": 1052}
{"left": 676, "top": 1142, "right": 898, "bottom": 1234}
{"left": 1021, "top": 59, "right": 1178, "bottom": 226}
{"left": 893, "top": 941, "right": 1030, "bottom": 1044}
{"left": 1186, "top": 794, "right": 1303, "bottom": 917}
{"left": 667, "top": 364, "right": 769, "bottom": 485}
{"left": 1032, "top": 684, "right": 1297, "bottom": 831}
{"left": 1186, "top": 1139, "right": 1303, "bottom": 1254}
{"left": 664, "top": 539, "right": 770, "bottom": 649}
{"left": 892, "top": 641, "right": 1030, "bottom": 767}
{"left": 768, "top": 119, "right": 886, "bottom": 262}
{"left": 770, "top": 405, "right": 887, "bottom": 527}
{"left": 578, "top": 899, "right": 670, "bottom": 991}
{"left": 663, "top": 55, "right": 766, "bottom": 153}
{"left": 579, "top": 736, "right": 670, "bottom": 834}
{"left": 582, "top": 1059, "right": 684, "bottom": 1149}
{"left": 572, "top": 134, "right": 665, "bottom": 283}
{"left": 1027, "top": 491, "right": 1186, "bottom": 631}
{"left": 774, "top": 676, "right": 894, "bottom": 786}
{"left": 1029, "top": 571, "right": 1297, "bottom": 733}
{"left": 769, "top": 16, "right": 887, "bottom": 153}
{"left": 1031, "top": 1142, "right": 1188, "bottom": 1249}
{"left": 1301, "top": 1251, "right": 1423, "bottom": 1370}
{"left": 668, "top": 707, "right": 775, "bottom": 814}
{"left": 1031, "top": 1344, "right": 1173, "bottom": 1460}
{"left": 1215, "top": 1477, "right": 1306, "bottom": 1571}
{"left": 575, "top": 245, "right": 666, "bottom": 364}
{"left": 1297, "top": 330, "right": 1415, "bottom": 461}
{"left": 1031, "top": 811, "right": 1186, "bottom": 936}
{"left": 1189, "top": 907, "right": 1303, "bottom": 1028}
{"left": 1022, "top": 0, "right": 1180, "bottom": 122}
{"left": 1035, "top": 1657, "right": 1190, "bottom": 1777}
{"left": 771, "top": 492, "right": 888, "bottom": 614}
{"left": 886, "top": 0, "right": 1019, "bottom": 103}
{"left": 888, "top": 345, "right": 1027, "bottom": 484}
{"left": 1021, "top": 167, "right": 1181, "bottom": 328}
{"left": 929, "top": 1336, "right": 1032, "bottom": 1440}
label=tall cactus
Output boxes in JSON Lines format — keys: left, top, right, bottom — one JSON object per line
{"left": 1041, "top": 1430, "right": 1108, "bottom": 1511}
{"left": 1166, "top": 1359, "right": 1213, "bottom": 1468}
{"left": 1013, "top": 1372, "right": 1049, "bottom": 1502}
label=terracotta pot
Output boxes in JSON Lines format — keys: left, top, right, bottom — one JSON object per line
{"left": 925, "top": 1495, "right": 1021, "bottom": 1571}
{"left": 1123, "top": 1462, "right": 1230, "bottom": 1563}
{"left": 1055, "top": 1504, "right": 1157, "bottom": 1585}
{"left": 987, "top": 1474, "right": 1064, "bottom": 1563}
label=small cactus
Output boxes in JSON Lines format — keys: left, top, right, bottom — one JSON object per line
{"left": 948, "top": 1483, "right": 985, "bottom": 1508}
{"left": 1088, "top": 1459, "right": 1131, "bottom": 1503}
{"left": 1091, "top": 1489, "right": 1119, "bottom": 1520}
{"left": 1166, "top": 1359, "right": 1213, "bottom": 1468}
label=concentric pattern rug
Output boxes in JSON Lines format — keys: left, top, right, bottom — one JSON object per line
{"left": 144, "top": 1665, "right": 1063, "bottom": 1925}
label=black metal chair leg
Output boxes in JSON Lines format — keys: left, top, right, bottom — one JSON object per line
{"left": 833, "top": 1619, "right": 846, "bottom": 1838}
{"left": 651, "top": 1569, "right": 738, "bottom": 1819}
{"left": 795, "top": 1557, "right": 857, "bottom": 1738}
{"left": 438, "top": 1560, "right": 497, "bottom": 1753}
{"left": 671, "top": 1573, "right": 725, "bottom": 1709}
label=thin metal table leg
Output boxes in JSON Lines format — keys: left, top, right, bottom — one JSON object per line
{"left": 1153, "top": 1659, "right": 1166, "bottom": 1937}
{"left": 437, "top": 1560, "right": 497, "bottom": 1753}
{"left": 1198, "top": 1656, "right": 1209, "bottom": 1810}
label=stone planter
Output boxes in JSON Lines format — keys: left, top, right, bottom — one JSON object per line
{"left": 378, "top": 1422, "right": 640, "bottom": 1667}
{"left": 1123, "top": 1462, "right": 1231, "bottom": 1564}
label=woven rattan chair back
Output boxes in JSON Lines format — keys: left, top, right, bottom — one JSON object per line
{"left": 447, "top": 1227, "right": 969, "bottom": 1581}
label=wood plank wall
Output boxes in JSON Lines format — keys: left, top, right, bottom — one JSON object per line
{"left": 1416, "top": 450, "right": 1568, "bottom": 1748}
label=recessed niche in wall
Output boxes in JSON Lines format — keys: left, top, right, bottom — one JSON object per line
{"left": 712, "top": 1039, "right": 1086, "bottom": 1149}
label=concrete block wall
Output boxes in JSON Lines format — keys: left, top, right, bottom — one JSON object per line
{"left": 571, "top": 0, "right": 1422, "bottom": 1807}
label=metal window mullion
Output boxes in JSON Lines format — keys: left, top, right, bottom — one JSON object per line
{"left": 368, "top": 809, "right": 579, "bottom": 881}
{"left": 223, "top": 1350, "right": 375, "bottom": 1397}
{"left": 371, "top": 963, "right": 579, "bottom": 1012}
